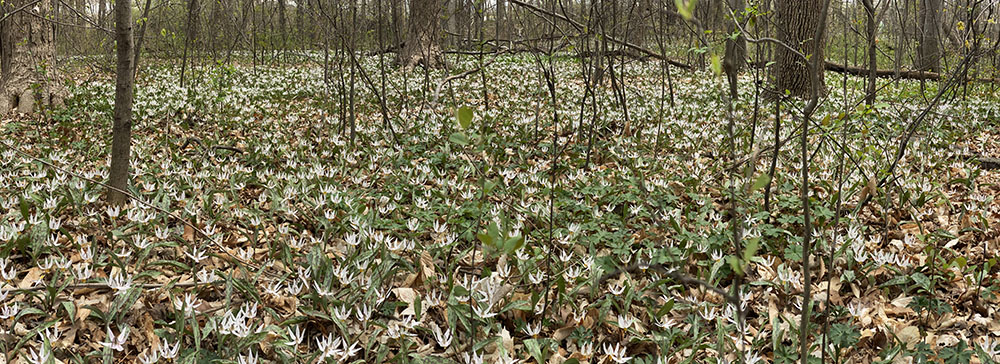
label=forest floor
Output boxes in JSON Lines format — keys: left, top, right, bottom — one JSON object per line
{"left": 0, "top": 54, "right": 998, "bottom": 363}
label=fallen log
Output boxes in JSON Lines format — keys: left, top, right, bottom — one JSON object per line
{"left": 824, "top": 62, "right": 1000, "bottom": 82}
{"left": 824, "top": 62, "right": 942, "bottom": 80}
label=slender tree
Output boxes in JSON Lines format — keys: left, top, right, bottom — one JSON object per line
{"left": 180, "top": 0, "right": 201, "bottom": 86}
{"left": 917, "top": 0, "right": 942, "bottom": 72}
{"left": 497, "top": 0, "right": 507, "bottom": 40}
{"left": 723, "top": 0, "right": 746, "bottom": 99}
{"left": 109, "top": 0, "right": 136, "bottom": 205}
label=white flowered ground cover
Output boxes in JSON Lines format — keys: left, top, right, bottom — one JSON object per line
{"left": 0, "top": 54, "right": 997, "bottom": 363}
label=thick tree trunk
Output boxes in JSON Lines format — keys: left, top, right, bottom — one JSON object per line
{"left": 397, "top": 0, "right": 446, "bottom": 68}
{"left": 0, "top": 0, "right": 64, "bottom": 114}
{"left": 446, "top": 0, "right": 456, "bottom": 47}
{"left": 863, "top": 0, "right": 877, "bottom": 105}
{"left": 391, "top": 0, "right": 403, "bottom": 44}
{"left": 109, "top": 0, "right": 136, "bottom": 206}
{"left": 773, "top": 0, "right": 827, "bottom": 97}
{"left": 277, "top": 0, "right": 287, "bottom": 50}
{"left": 917, "top": 0, "right": 941, "bottom": 72}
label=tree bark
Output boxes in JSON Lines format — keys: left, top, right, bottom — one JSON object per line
{"left": 277, "top": 0, "right": 287, "bottom": 50}
{"left": 133, "top": 0, "right": 154, "bottom": 79}
{"left": 0, "top": 0, "right": 65, "bottom": 114}
{"left": 497, "top": 0, "right": 507, "bottom": 40}
{"left": 180, "top": 0, "right": 201, "bottom": 86}
{"left": 917, "top": 0, "right": 941, "bottom": 72}
{"left": 109, "top": 0, "right": 136, "bottom": 206}
{"left": 391, "top": 0, "right": 403, "bottom": 44}
{"left": 397, "top": 0, "right": 446, "bottom": 68}
{"left": 773, "top": 0, "right": 828, "bottom": 97}
{"left": 723, "top": 0, "right": 746, "bottom": 99}
{"left": 863, "top": 0, "right": 877, "bottom": 105}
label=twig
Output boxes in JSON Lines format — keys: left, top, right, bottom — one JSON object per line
{"left": 508, "top": 0, "right": 693, "bottom": 70}
{"left": 14, "top": 280, "right": 221, "bottom": 293}
{"left": 597, "top": 263, "right": 740, "bottom": 305}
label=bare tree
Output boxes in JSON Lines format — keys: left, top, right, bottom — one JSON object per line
{"left": 917, "top": 0, "right": 941, "bottom": 72}
{"left": 180, "top": 0, "right": 201, "bottom": 86}
{"left": 773, "top": 0, "right": 828, "bottom": 97}
{"left": 109, "top": 0, "right": 136, "bottom": 206}
{"left": 0, "top": 0, "right": 65, "bottom": 114}
{"left": 723, "top": 0, "right": 746, "bottom": 99}
{"left": 397, "top": 0, "right": 446, "bottom": 68}
{"left": 497, "top": 0, "right": 507, "bottom": 39}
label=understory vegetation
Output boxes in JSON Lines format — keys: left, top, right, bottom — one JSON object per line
{"left": 0, "top": 54, "right": 998, "bottom": 363}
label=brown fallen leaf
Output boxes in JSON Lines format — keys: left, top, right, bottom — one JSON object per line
{"left": 183, "top": 223, "right": 195, "bottom": 242}
{"left": 552, "top": 324, "right": 575, "bottom": 342}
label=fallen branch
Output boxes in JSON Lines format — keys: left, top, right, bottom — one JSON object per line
{"left": 433, "top": 49, "right": 509, "bottom": 101}
{"left": 824, "top": 62, "right": 942, "bottom": 80}
{"left": 179, "top": 137, "right": 244, "bottom": 154}
{"left": 955, "top": 153, "right": 1000, "bottom": 170}
{"left": 824, "top": 62, "right": 1000, "bottom": 82}
{"left": 598, "top": 263, "right": 740, "bottom": 305}
{"left": 14, "top": 280, "right": 219, "bottom": 293}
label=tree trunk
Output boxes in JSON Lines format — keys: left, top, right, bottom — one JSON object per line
{"left": 397, "top": 0, "right": 446, "bottom": 68}
{"left": 100, "top": 0, "right": 108, "bottom": 27}
{"left": 180, "top": 0, "right": 201, "bottom": 86}
{"left": 0, "top": 0, "right": 65, "bottom": 114}
{"left": 497, "top": 0, "right": 506, "bottom": 39}
{"left": 446, "top": 0, "right": 456, "bottom": 47}
{"left": 773, "top": 0, "right": 827, "bottom": 97}
{"left": 723, "top": 0, "right": 746, "bottom": 99}
{"left": 133, "top": 0, "right": 154, "bottom": 79}
{"left": 277, "top": 0, "right": 287, "bottom": 50}
{"left": 391, "top": 0, "right": 403, "bottom": 44}
{"left": 109, "top": 0, "right": 136, "bottom": 206}
{"left": 296, "top": 0, "right": 305, "bottom": 44}
{"left": 863, "top": 0, "right": 877, "bottom": 105}
{"left": 917, "top": 0, "right": 941, "bottom": 72}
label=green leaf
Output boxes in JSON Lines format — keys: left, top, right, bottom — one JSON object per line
{"left": 727, "top": 255, "right": 743, "bottom": 276}
{"left": 743, "top": 237, "right": 760, "bottom": 263}
{"left": 750, "top": 173, "right": 771, "bottom": 193}
{"left": 975, "top": 342, "right": 997, "bottom": 364}
{"left": 484, "top": 179, "right": 497, "bottom": 195}
{"left": 62, "top": 301, "right": 76, "bottom": 324}
{"left": 488, "top": 223, "right": 501, "bottom": 243}
{"left": 674, "top": 0, "right": 697, "bottom": 20}
{"left": 414, "top": 295, "right": 423, "bottom": 321}
{"left": 524, "top": 339, "right": 549, "bottom": 364}
{"left": 477, "top": 232, "right": 494, "bottom": 247}
{"left": 655, "top": 299, "right": 674, "bottom": 318}
{"left": 449, "top": 132, "right": 469, "bottom": 146}
{"left": 784, "top": 244, "right": 802, "bottom": 262}
{"left": 503, "top": 235, "right": 524, "bottom": 254}
{"left": 710, "top": 53, "right": 722, "bottom": 75}
{"left": 456, "top": 106, "right": 474, "bottom": 129}
{"left": 911, "top": 272, "right": 932, "bottom": 292}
